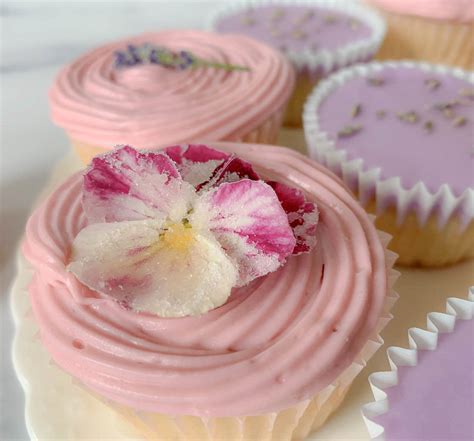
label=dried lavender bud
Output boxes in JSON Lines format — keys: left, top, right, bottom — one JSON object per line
{"left": 367, "top": 77, "right": 385, "bottom": 86}
{"left": 292, "top": 29, "right": 308, "bottom": 39}
{"left": 453, "top": 116, "right": 467, "bottom": 127}
{"left": 271, "top": 8, "right": 284, "bottom": 21}
{"left": 397, "top": 111, "right": 419, "bottom": 123}
{"left": 324, "top": 15, "right": 338, "bottom": 24}
{"left": 351, "top": 104, "right": 362, "bottom": 118}
{"left": 424, "top": 121, "right": 434, "bottom": 132}
{"left": 443, "top": 108, "right": 455, "bottom": 119}
{"left": 376, "top": 110, "right": 386, "bottom": 119}
{"left": 337, "top": 125, "right": 362, "bottom": 138}
{"left": 114, "top": 44, "right": 249, "bottom": 72}
{"left": 424, "top": 78, "right": 441, "bottom": 90}
{"left": 349, "top": 19, "right": 360, "bottom": 30}
{"left": 241, "top": 16, "right": 255, "bottom": 26}
{"left": 459, "top": 88, "right": 474, "bottom": 98}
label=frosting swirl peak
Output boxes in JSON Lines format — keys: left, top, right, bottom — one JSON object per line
{"left": 49, "top": 31, "right": 295, "bottom": 148}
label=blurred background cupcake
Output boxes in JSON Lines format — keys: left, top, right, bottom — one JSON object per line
{"left": 211, "top": 0, "right": 386, "bottom": 126}
{"left": 49, "top": 30, "right": 295, "bottom": 164}
{"left": 368, "top": 0, "right": 474, "bottom": 69}
{"left": 304, "top": 60, "right": 474, "bottom": 267}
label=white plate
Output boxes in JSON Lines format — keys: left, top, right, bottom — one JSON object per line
{"left": 11, "top": 131, "right": 474, "bottom": 440}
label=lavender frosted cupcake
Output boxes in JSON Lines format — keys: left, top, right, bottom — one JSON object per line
{"left": 211, "top": 0, "right": 386, "bottom": 126}
{"left": 363, "top": 289, "right": 474, "bottom": 440}
{"left": 304, "top": 60, "right": 474, "bottom": 266}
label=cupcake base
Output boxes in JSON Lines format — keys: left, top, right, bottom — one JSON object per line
{"left": 100, "top": 369, "right": 354, "bottom": 441}
{"left": 71, "top": 107, "right": 286, "bottom": 164}
{"left": 284, "top": 72, "right": 320, "bottom": 128}
{"left": 87, "top": 230, "right": 398, "bottom": 441}
{"left": 375, "top": 12, "right": 474, "bottom": 70}
{"left": 367, "top": 201, "right": 474, "bottom": 267}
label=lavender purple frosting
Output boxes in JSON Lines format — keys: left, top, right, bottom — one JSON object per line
{"left": 375, "top": 318, "right": 473, "bottom": 440}
{"left": 214, "top": 4, "right": 372, "bottom": 52}
{"left": 317, "top": 66, "right": 474, "bottom": 196}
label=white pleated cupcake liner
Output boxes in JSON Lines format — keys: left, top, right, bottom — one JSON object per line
{"left": 361, "top": 286, "right": 474, "bottom": 440}
{"left": 303, "top": 60, "right": 474, "bottom": 229}
{"left": 208, "top": 0, "right": 386, "bottom": 77}
{"left": 47, "top": 226, "right": 399, "bottom": 441}
{"left": 374, "top": 10, "right": 474, "bottom": 70}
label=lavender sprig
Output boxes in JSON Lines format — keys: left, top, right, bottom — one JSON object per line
{"left": 114, "top": 44, "right": 250, "bottom": 72}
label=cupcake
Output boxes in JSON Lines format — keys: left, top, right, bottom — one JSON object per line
{"left": 368, "top": 0, "right": 474, "bottom": 70}
{"left": 363, "top": 288, "right": 474, "bottom": 440}
{"left": 304, "top": 61, "right": 474, "bottom": 267}
{"left": 49, "top": 30, "right": 295, "bottom": 164}
{"left": 23, "top": 142, "right": 398, "bottom": 440}
{"left": 211, "top": 0, "right": 386, "bottom": 126}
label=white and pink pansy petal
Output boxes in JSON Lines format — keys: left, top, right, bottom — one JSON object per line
{"left": 83, "top": 146, "right": 195, "bottom": 224}
{"left": 129, "top": 233, "right": 238, "bottom": 317}
{"left": 268, "top": 181, "right": 319, "bottom": 255}
{"left": 165, "top": 144, "right": 230, "bottom": 165}
{"left": 202, "top": 155, "right": 260, "bottom": 192}
{"left": 68, "top": 220, "right": 238, "bottom": 317}
{"left": 192, "top": 179, "right": 296, "bottom": 286}
{"left": 68, "top": 219, "right": 165, "bottom": 303}
{"left": 164, "top": 145, "right": 259, "bottom": 191}
{"left": 165, "top": 144, "right": 229, "bottom": 188}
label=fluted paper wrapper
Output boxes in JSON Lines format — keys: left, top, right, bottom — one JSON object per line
{"left": 209, "top": 0, "right": 386, "bottom": 126}
{"left": 71, "top": 106, "right": 286, "bottom": 165}
{"left": 362, "top": 287, "right": 474, "bottom": 440}
{"left": 303, "top": 60, "right": 474, "bottom": 266}
{"left": 80, "top": 228, "right": 399, "bottom": 441}
{"left": 373, "top": 9, "right": 474, "bottom": 70}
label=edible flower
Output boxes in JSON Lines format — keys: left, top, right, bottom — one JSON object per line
{"left": 115, "top": 44, "right": 249, "bottom": 72}
{"left": 68, "top": 145, "right": 318, "bottom": 317}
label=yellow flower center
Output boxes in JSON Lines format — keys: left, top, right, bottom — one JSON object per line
{"left": 161, "top": 222, "right": 195, "bottom": 251}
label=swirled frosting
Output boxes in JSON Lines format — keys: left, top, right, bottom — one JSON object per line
{"left": 23, "top": 143, "right": 388, "bottom": 416}
{"left": 49, "top": 31, "right": 294, "bottom": 148}
{"left": 368, "top": 0, "right": 474, "bottom": 23}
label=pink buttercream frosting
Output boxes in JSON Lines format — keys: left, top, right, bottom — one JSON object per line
{"left": 49, "top": 31, "right": 295, "bottom": 148}
{"left": 368, "top": 0, "right": 474, "bottom": 22}
{"left": 23, "top": 143, "right": 388, "bottom": 417}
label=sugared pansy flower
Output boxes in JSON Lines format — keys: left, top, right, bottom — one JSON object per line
{"left": 68, "top": 145, "right": 318, "bottom": 318}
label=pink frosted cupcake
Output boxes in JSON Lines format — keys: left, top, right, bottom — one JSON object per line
{"left": 23, "top": 142, "right": 397, "bottom": 440}
{"left": 49, "top": 31, "right": 295, "bottom": 164}
{"left": 368, "top": 0, "right": 474, "bottom": 69}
